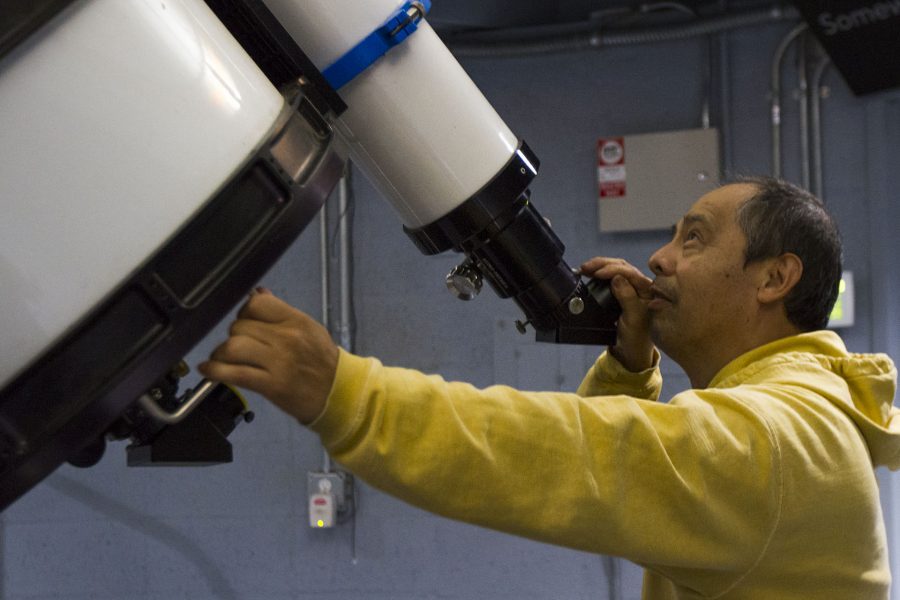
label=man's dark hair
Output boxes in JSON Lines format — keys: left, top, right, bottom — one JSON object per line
{"left": 734, "top": 176, "right": 842, "bottom": 332}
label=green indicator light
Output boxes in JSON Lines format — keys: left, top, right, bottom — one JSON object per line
{"left": 828, "top": 274, "right": 852, "bottom": 326}
{"left": 830, "top": 298, "right": 843, "bottom": 320}
{"left": 831, "top": 277, "right": 847, "bottom": 319}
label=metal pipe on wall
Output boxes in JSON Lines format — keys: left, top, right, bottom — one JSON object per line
{"left": 319, "top": 201, "right": 333, "bottom": 474}
{"left": 338, "top": 167, "right": 354, "bottom": 353}
{"left": 770, "top": 25, "right": 830, "bottom": 196}
{"left": 717, "top": 0, "right": 734, "bottom": 175}
{"left": 318, "top": 167, "right": 355, "bottom": 471}
{"left": 702, "top": 34, "right": 713, "bottom": 129}
{"left": 769, "top": 22, "right": 807, "bottom": 179}
{"left": 319, "top": 166, "right": 354, "bottom": 351}
{"left": 717, "top": 27, "right": 733, "bottom": 173}
{"left": 319, "top": 200, "right": 331, "bottom": 333}
{"left": 797, "top": 33, "right": 811, "bottom": 190}
{"left": 444, "top": 5, "right": 798, "bottom": 57}
{"left": 810, "top": 55, "right": 831, "bottom": 199}
{"left": 336, "top": 165, "right": 358, "bottom": 564}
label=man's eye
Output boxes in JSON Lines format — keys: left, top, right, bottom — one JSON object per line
{"left": 685, "top": 230, "right": 701, "bottom": 242}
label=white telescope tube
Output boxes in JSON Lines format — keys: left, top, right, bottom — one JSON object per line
{"left": 262, "top": 0, "right": 520, "bottom": 228}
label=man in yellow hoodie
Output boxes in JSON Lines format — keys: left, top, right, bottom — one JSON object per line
{"left": 200, "top": 176, "right": 900, "bottom": 598}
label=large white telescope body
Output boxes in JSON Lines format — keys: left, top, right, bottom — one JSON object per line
{"left": 0, "top": 0, "right": 346, "bottom": 509}
{"left": 0, "top": 0, "right": 284, "bottom": 389}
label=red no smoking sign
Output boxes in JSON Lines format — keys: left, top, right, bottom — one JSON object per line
{"left": 597, "top": 137, "right": 626, "bottom": 198}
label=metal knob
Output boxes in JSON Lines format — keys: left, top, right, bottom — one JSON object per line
{"left": 568, "top": 296, "right": 585, "bottom": 315}
{"left": 446, "top": 261, "right": 483, "bottom": 301}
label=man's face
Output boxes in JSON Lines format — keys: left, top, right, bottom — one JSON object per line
{"left": 646, "top": 183, "right": 763, "bottom": 359}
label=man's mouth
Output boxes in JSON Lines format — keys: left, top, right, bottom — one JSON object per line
{"left": 648, "top": 284, "right": 674, "bottom": 310}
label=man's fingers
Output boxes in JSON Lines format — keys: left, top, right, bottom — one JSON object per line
{"left": 229, "top": 318, "right": 280, "bottom": 345}
{"left": 237, "top": 292, "right": 297, "bottom": 323}
{"left": 625, "top": 272, "right": 653, "bottom": 299}
{"left": 582, "top": 259, "right": 654, "bottom": 371}
{"left": 198, "top": 360, "right": 271, "bottom": 395}
{"left": 209, "top": 334, "right": 272, "bottom": 369}
{"left": 580, "top": 257, "right": 625, "bottom": 273}
{"left": 611, "top": 275, "right": 649, "bottom": 317}
{"left": 612, "top": 275, "right": 638, "bottom": 306}
{"left": 581, "top": 257, "right": 653, "bottom": 298}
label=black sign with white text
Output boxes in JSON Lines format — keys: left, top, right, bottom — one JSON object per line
{"left": 791, "top": 0, "right": 900, "bottom": 95}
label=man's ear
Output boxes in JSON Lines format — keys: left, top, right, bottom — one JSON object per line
{"left": 757, "top": 253, "right": 803, "bottom": 304}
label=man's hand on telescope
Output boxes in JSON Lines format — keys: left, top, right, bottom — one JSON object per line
{"left": 581, "top": 257, "right": 655, "bottom": 372}
{"left": 199, "top": 289, "right": 337, "bottom": 425}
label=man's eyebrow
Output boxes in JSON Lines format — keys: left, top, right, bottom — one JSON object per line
{"left": 682, "top": 213, "right": 712, "bottom": 228}
{"left": 671, "top": 213, "right": 712, "bottom": 236}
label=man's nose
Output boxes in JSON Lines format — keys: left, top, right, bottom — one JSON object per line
{"left": 648, "top": 243, "right": 673, "bottom": 276}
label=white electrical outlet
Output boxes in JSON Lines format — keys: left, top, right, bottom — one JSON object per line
{"left": 307, "top": 471, "right": 353, "bottom": 528}
{"left": 309, "top": 482, "right": 335, "bottom": 528}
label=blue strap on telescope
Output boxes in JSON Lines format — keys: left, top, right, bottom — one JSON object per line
{"left": 322, "top": 0, "right": 432, "bottom": 90}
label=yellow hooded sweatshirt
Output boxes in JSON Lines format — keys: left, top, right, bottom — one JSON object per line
{"left": 310, "top": 330, "right": 900, "bottom": 599}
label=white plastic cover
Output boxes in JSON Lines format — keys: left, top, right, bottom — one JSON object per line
{"left": 264, "top": 0, "right": 520, "bottom": 227}
{"left": 0, "top": 0, "right": 284, "bottom": 388}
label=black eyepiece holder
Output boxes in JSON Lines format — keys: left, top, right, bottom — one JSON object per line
{"left": 404, "top": 141, "right": 620, "bottom": 346}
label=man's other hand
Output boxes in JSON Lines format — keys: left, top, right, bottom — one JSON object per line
{"left": 580, "top": 257, "right": 655, "bottom": 372}
{"left": 199, "top": 289, "right": 338, "bottom": 424}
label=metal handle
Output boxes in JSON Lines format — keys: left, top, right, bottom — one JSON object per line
{"left": 138, "top": 379, "right": 216, "bottom": 425}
